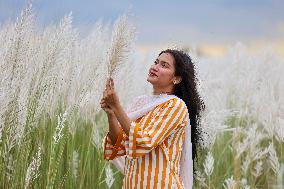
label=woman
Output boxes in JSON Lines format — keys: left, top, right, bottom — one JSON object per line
{"left": 100, "top": 49, "right": 205, "bottom": 189}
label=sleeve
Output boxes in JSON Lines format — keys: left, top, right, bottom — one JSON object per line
{"left": 104, "top": 126, "right": 128, "bottom": 160}
{"left": 126, "top": 98, "right": 187, "bottom": 159}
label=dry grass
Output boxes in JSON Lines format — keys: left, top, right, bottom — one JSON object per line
{"left": 0, "top": 3, "right": 283, "bottom": 189}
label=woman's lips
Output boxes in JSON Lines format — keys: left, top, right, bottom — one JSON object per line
{"left": 149, "top": 71, "right": 158, "bottom": 77}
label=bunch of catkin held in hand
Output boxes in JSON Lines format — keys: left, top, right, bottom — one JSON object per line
{"left": 100, "top": 77, "right": 120, "bottom": 115}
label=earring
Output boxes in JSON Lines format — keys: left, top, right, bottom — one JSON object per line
{"left": 173, "top": 80, "right": 176, "bottom": 84}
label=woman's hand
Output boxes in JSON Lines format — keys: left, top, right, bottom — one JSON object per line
{"left": 100, "top": 98, "right": 114, "bottom": 115}
{"left": 101, "top": 77, "right": 131, "bottom": 136}
{"left": 100, "top": 77, "right": 120, "bottom": 113}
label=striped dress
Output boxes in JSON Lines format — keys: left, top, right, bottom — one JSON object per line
{"left": 104, "top": 97, "right": 189, "bottom": 189}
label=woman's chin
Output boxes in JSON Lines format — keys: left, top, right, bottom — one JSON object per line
{"left": 147, "top": 77, "right": 158, "bottom": 84}
{"left": 147, "top": 76, "right": 155, "bottom": 82}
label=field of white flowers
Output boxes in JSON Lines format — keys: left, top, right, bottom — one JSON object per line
{"left": 0, "top": 4, "right": 283, "bottom": 189}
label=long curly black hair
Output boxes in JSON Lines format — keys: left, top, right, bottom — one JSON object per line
{"left": 158, "top": 49, "right": 205, "bottom": 173}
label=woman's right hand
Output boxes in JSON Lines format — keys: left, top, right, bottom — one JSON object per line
{"left": 100, "top": 98, "right": 114, "bottom": 115}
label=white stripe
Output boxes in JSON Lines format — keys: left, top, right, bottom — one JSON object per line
{"left": 136, "top": 136, "right": 151, "bottom": 143}
{"left": 172, "top": 128, "right": 183, "bottom": 161}
{"left": 105, "top": 149, "right": 125, "bottom": 155}
{"left": 164, "top": 155, "right": 170, "bottom": 189}
{"left": 157, "top": 148, "right": 164, "bottom": 188}
{"left": 117, "top": 149, "right": 125, "bottom": 154}
{"left": 123, "top": 158, "right": 129, "bottom": 188}
{"left": 172, "top": 128, "right": 185, "bottom": 188}
{"left": 125, "top": 140, "right": 129, "bottom": 157}
{"left": 175, "top": 132, "right": 182, "bottom": 175}
{"left": 128, "top": 160, "right": 134, "bottom": 188}
{"left": 135, "top": 149, "right": 153, "bottom": 154}
{"left": 104, "top": 149, "right": 114, "bottom": 154}
{"left": 170, "top": 127, "right": 183, "bottom": 174}
{"left": 136, "top": 157, "right": 142, "bottom": 189}
{"left": 131, "top": 159, "right": 138, "bottom": 188}
{"left": 149, "top": 150, "right": 156, "bottom": 189}
{"left": 177, "top": 131, "right": 185, "bottom": 175}
{"left": 142, "top": 154, "right": 149, "bottom": 188}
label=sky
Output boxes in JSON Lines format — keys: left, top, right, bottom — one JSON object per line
{"left": 1, "top": 0, "right": 284, "bottom": 56}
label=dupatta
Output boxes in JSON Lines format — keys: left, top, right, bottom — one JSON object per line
{"left": 110, "top": 93, "right": 193, "bottom": 188}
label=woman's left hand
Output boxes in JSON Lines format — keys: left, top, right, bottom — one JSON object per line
{"left": 102, "top": 77, "right": 120, "bottom": 110}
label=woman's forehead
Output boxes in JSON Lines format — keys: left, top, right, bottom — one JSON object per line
{"left": 158, "top": 52, "right": 175, "bottom": 65}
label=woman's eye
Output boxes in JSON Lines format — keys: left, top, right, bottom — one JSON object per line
{"left": 154, "top": 61, "right": 158, "bottom": 64}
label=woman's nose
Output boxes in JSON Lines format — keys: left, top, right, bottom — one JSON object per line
{"left": 151, "top": 64, "right": 159, "bottom": 71}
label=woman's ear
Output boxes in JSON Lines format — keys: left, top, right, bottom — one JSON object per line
{"left": 174, "top": 76, "right": 182, "bottom": 84}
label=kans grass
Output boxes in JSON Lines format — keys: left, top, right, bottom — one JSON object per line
{"left": 0, "top": 4, "right": 283, "bottom": 189}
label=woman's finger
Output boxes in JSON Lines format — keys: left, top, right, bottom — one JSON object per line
{"left": 106, "top": 78, "right": 111, "bottom": 91}
{"left": 110, "top": 78, "right": 114, "bottom": 90}
{"left": 100, "top": 98, "right": 105, "bottom": 104}
{"left": 101, "top": 100, "right": 108, "bottom": 107}
{"left": 101, "top": 102, "right": 106, "bottom": 107}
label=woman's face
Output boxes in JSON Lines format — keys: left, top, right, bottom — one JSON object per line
{"left": 147, "top": 52, "right": 176, "bottom": 87}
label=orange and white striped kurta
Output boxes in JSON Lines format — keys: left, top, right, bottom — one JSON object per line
{"left": 104, "top": 97, "right": 189, "bottom": 189}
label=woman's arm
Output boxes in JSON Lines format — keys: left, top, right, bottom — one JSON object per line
{"left": 112, "top": 103, "right": 131, "bottom": 136}
{"left": 102, "top": 78, "right": 131, "bottom": 136}
{"left": 101, "top": 78, "right": 128, "bottom": 160}
{"left": 107, "top": 112, "right": 122, "bottom": 145}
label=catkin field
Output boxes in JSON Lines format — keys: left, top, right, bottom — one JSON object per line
{"left": 0, "top": 4, "right": 283, "bottom": 189}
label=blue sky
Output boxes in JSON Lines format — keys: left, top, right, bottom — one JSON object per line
{"left": 0, "top": 0, "right": 283, "bottom": 46}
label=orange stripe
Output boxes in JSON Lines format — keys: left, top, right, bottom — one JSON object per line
{"left": 161, "top": 148, "right": 167, "bottom": 188}
{"left": 131, "top": 123, "right": 139, "bottom": 158}
{"left": 136, "top": 140, "right": 151, "bottom": 145}
{"left": 134, "top": 158, "right": 139, "bottom": 189}
{"left": 168, "top": 170, "right": 173, "bottom": 188}
{"left": 140, "top": 155, "right": 145, "bottom": 189}
{"left": 153, "top": 148, "right": 160, "bottom": 188}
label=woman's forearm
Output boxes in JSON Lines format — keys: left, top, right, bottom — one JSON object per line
{"left": 112, "top": 103, "right": 131, "bottom": 136}
{"left": 107, "top": 113, "right": 121, "bottom": 146}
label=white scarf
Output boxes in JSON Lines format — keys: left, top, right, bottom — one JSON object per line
{"left": 110, "top": 93, "right": 193, "bottom": 188}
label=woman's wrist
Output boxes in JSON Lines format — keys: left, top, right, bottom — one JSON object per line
{"left": 107, "top": 111, "right": 115, "bottom": 118}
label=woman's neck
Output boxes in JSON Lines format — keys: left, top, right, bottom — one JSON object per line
{"left": 152, "top": 86, "right": 173, "bottom": 95}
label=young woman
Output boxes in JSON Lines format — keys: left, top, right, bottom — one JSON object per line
{"left": 100, "top": 49, "right": 205, "bottom": 189}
